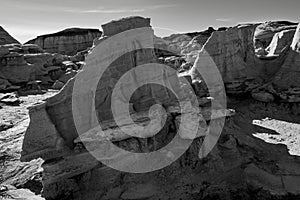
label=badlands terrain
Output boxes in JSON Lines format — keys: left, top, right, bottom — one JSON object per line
{"left": 0, "top": 16, "right": 300, "bottom": 200}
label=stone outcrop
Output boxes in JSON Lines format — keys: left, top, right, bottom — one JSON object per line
{"left": 189, "top": 21, "right": 300, "bottom": 100}
{"left": 26, "top": 28, "right": 102, "bottom": 56}
{"left": 0, "top": 26, "right": 19, "bottom": 45}
{"left": 190, "top": 24, "right": 261, "bottom": 94}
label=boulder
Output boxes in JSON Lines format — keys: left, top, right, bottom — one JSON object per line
{"left": 26, "top": 28, "right": 102, "bottom": 56}
{"left": 252, "top": 91, "right": 274, "bottom": 103}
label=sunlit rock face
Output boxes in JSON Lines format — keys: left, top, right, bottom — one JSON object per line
{"left": 25, "top": 28, "right": 102, "bottom": 56}
{"left": 266, "top": 29, "right": 296, "bottom": 56}
{"left": 0, "top": 26, "right": 20, "bottom": 45}
{"left": 254, "top": 21, "right": 298, "bottom": 51}
{"left": 21, "top": 15, "right": 182, "bottom": 162}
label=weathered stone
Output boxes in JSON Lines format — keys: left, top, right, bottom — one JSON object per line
{"left": 252, "top": 92, "right": 274, "bottom": 102}
{"left": 21, "top": 103, "right": 69, "bottom": 162}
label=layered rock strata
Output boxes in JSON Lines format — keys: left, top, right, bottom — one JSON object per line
{"left": 26, "top": 28, "right": 102, "bottom": 56}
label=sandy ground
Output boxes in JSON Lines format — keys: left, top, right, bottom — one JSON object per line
{"left": 253, "top": 118, "right": 300, "bottom": 156}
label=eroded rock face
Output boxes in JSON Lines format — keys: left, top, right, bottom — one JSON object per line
{"left": 273, "top": 23, "right": 300, "bottom": 89}
{"left": 190, "top": 24, "right": 262, "bottom": 94}
{"left": 26, "top": 28, "right": 102, "bottom": 56}
{"left": 0, "top": 26, "right": 19, "bottom": 45}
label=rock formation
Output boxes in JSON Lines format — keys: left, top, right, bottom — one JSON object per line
{"left": 26, "top": 28, "right": 102, "bottom": 55}
{"left": 0, "top": 26, "right": 19, "bottom": 45}
{"left": 21, "top": 16, "right": 232, "bottom": 199}
{"left": 17, "top": 16, "right": 300, "bottom": 200}
{"left": 0, "top": 24, "right": 91, "bottom": 91}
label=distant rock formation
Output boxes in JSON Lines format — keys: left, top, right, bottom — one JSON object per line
{"left": 26, "top": 28, "right": 102, "bottom": 55}
{"left": 0, "top": 26, "right": 19, "bottom": 45}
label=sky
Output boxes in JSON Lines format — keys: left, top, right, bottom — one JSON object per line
{"left": 0, "top": 0, "right": 299, "bottom": 43}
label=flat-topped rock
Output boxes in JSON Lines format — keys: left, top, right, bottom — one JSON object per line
{"left": 102, "top": 16, "right": 151, "bottom": 36}
{"left": 26, "top": 28, "right": 102, "bottom": 55}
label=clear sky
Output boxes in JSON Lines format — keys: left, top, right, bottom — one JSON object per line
{"left": 0, "top": 0, "right": 299, "bottom": 43}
